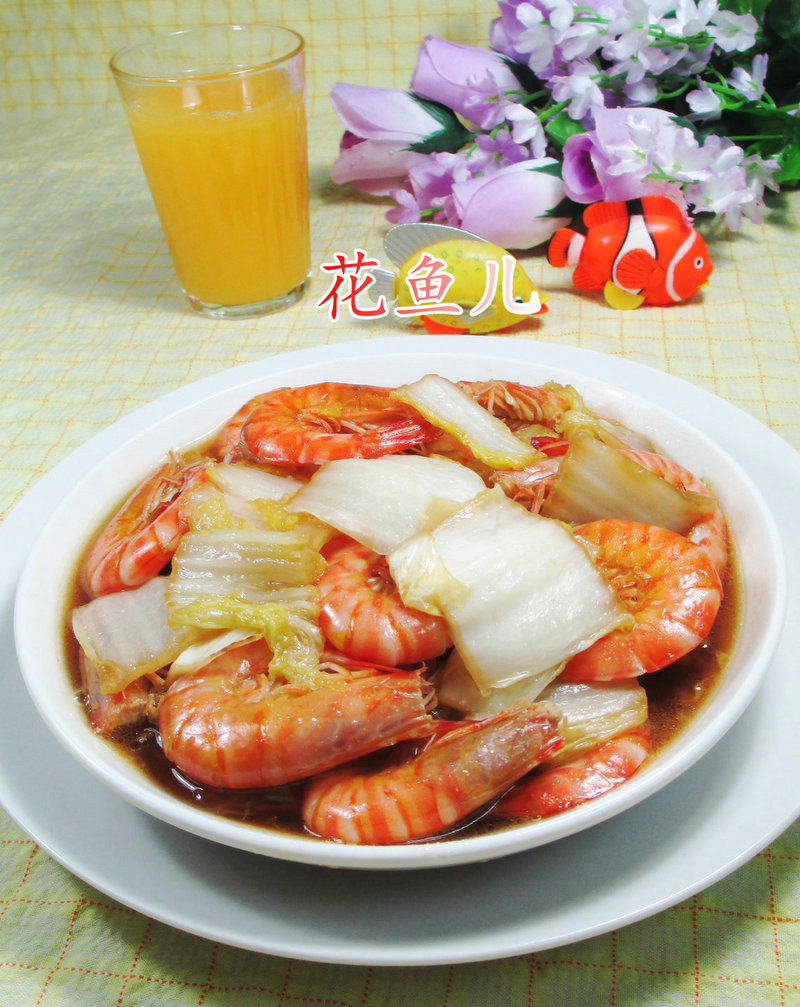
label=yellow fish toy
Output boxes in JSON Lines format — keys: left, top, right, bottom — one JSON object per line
{"left": 368, "top": 223, "right": 548, "bottom": 334}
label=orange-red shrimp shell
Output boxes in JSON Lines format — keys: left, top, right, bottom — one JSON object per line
{"left": 495, "top": 726, "right": 652, "bottom": 819}
{"left": 317, "top": 535, "right": 452, "bottom": 666}
{"left": 158, "top": 641, "right": 436, "bottom": 789}
{"left": 240, "top": 383, "right": 437, "bottom": 467}
{"left": 301, "top": 702, "right": 563, "bottom": 844}
{"left": 563, "top": 520, "right": 722, "bottom": 681}
{"left": 81, "top": 457, "right": 207, "bottom": 597}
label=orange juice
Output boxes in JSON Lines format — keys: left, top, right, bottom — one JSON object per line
{"left": 123, "top": 67, "right": 309, "bottom": 309}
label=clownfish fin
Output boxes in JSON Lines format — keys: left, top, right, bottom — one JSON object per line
{"left": 572, "top": 262, "right": 599, "bottom": 290}
{"left": 583, "top": 201, "right": 629, "bottom": 228}
{"left": 640, "top": 195, "right": 687, "bottom": 225}
{"left": 548, "top": 228, "right": 581, "bottom": 268}
{"left": 604, "top": 282, "right": 645, "bottom": 310}
{"left": 616, "top": 248, "right": 658, "bottom": 289}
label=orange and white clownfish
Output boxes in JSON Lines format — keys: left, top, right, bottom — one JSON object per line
{"left": 547, "top": 196, "right": 712, "bottom": 309}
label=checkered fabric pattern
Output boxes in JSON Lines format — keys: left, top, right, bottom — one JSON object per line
{"left": 1, "top": 2, "right": 798, "bottom": 1004}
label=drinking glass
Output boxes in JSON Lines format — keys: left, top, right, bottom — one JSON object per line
{"left": 111, "top": 25, "right": 310, "bottom": 318}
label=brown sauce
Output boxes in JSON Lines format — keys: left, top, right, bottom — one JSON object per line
{"left": 64, "top": 428, "right": 740, "bottom": 845}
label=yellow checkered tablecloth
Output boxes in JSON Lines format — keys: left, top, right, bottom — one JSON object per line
{"left": 1, "top": 1, "right": 798, "bottom": 1004}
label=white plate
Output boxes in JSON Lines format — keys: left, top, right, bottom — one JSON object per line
{"left": 11, "top": 338, "right": 787, "bottom": 870}
{"left": 2, "top": 337, "right": 799, "bottom": 964}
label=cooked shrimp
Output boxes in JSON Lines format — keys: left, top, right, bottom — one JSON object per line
{"left": 621, "top": 448, "right": 728, "bottom": 580}
{"left": 563, "top": 520, "right": 722, "bottom": 681}
{"left": 213, "top": 394, "right": 270, "bottom": 461}
{"left": 158, "top": 640, "right": 436, "bottom": 789}
{"left": 301, "top": 702, "right": 563, "bottom": 844}
{"left": 458, "top": 380, "right": 573, "bottom": 428}
{"left": 240, "top": 383, "right": 437, "bottom": 467}
{"left": 317, "top": 535, "right": 452, "bottom": 666}
{"left": 81, "top": 456, "right": 208, "bottom": 597}
{"left": 494, "top": 726, "right": 651, "bottom": 819}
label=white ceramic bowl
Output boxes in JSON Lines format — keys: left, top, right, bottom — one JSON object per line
{"left": 13, "top": 337, "right": 787, "bottom": 870}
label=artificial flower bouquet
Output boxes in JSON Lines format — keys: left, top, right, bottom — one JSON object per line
{"left": 330, "top": 0, "right": 799, "bottom": 250}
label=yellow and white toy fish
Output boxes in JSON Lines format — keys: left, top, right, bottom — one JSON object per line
{"left": 369, "top": 223, "right": 548, "bottom": 334}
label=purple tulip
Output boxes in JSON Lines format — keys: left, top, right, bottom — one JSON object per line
{"left": 330, "top": 83, "right": 446, "bottom": 144}
{"left": 451, "top": 159, "right": 569, "bottom": 249}
{"left": 331, "top": 132, "right": 429, "bottom": 196}
{"left": 410, "top": 36, "right": 523, "bottom": 129}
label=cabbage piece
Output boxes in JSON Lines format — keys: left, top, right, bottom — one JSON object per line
{"left": 184, "top": 480, "right": 329, "bottom": 542}
{"left": 388, "top": 489, "right": 626, "bottom": 693}
{"left": 392, "top": 374, "right": 540, "bottom": 471}
{"left": 437, "top": 649, "right": 565, "bottom": 717}
{"left": 208, "top": 462, "right": 304, "bottom": 501}
{"left": 538, "top": 678, "right": 648, "bottom": 761}
{"left": 558, "top": 408, "right": 655, "bottom": 452}
{"left": 288, "top": 455, "right": 486, "bottom": 554}
{"left": 166, "top": 628, "right": 257, "bottom": 684}
{"left": 166, "top": 529, "right": 325, "bottom": 611}
{"left": 541, "top": 435, "right": 716, "bottom": 531}
{"left": 168, "top": 592, "right": 323, "bottom": 685}
{"left": 72, "top": 576, "right": 197, "bottom": 694}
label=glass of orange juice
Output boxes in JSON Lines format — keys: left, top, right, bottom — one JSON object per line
{"left": 110, "top": 25, "right": 310, "bottom": 318}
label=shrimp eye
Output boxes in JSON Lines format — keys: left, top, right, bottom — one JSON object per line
{"left": 694, "top": 256, "right": 705, "bottom": 269}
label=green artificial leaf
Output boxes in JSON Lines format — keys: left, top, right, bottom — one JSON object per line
{"left": 776, "top": 142, "right": 800, "bottom": 183}
{"left": 765, "top": 0, "right": 800, "bottom": 46}
{"left": 405, "top": 95, "right": 472, "bottom": 154}
{"left": 543, "top": 195, "right": 582, "bottom": 220}
{"left": 721, "top": 0, "right": 771, "bottom": 17}
{"left": 528, "top": 160, "right": 564, "bottom": 178}
{"left": 544, "top": 111, "right": 586, "bottom": 149}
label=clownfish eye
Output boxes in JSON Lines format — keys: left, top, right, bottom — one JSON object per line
{"left": 694, "top": 256, "right": 705, "bottom": 269}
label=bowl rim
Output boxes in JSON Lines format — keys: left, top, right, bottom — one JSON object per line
{"left": 13, "top": 338, "right": 788, "bottom": 870}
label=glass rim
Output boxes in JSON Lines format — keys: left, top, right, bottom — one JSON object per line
{"left": 109, "top": 24, "right": 304, "bottom": 85}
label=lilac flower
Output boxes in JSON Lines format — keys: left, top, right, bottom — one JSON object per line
{"left": 410, "top": 37, "right": 523, "bottom": 130}
{"left": 549, "top": 60, "right": 606, "bottom": 120}
{"left": 330, "top": 133, "right": 429, "bottom": 196}
{"left": 472, "top": 129, "right": 533, "bottom": 168}
{"left": 330, "top": 84, "right": 446, "bottom": 144}
{"left": 563, "top": 105, "right": 765, "bottom": 229}
{"left": 386, "top": 133, "right": 534, "bottom": 227}
{"left": 450, "top": 158, "right": 569, "bottom": 248}
{"left": 707, "top": 8, "right": 758, "bottom": 53}
{"left": 503, "top": 104, "right": 547, "bottom": 154}
{"left": 686, "top": 79, "right": 722, "bottom": 121}
{"left": 387, "top": 151, "right": 474, "bottom": 226}
{"left": 490, "top": 1, "right": 566, "bottom": 74}
{"left": 729, "top": 54, "right": 768, "bottom": 102}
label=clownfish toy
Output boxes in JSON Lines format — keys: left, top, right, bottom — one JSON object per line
{"left": 548, "top": 196, "right": 712, "bottom": 309}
